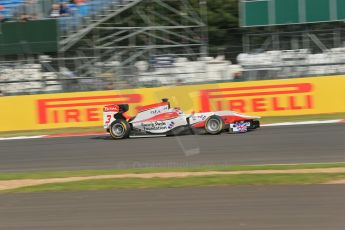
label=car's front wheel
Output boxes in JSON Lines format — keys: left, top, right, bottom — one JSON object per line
{"left": 109, "top": 119, "right": 131, "bottom": 139}
{"left": 204, "top": 115, "right": 224, "bottom": 135}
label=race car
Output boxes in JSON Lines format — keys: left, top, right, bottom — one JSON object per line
{"left": 103, "top": 98, "right": 260, "bottom": 139}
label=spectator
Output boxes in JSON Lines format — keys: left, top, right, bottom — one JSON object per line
{"left": 49, "top": 4, "right": 60, "bottom": 18}
{"left": 13, "top": 0, "right": 42, "bottom": 22}
{"left": 70, "top": 0, "right": 86, "bottom": 5}
{"left": 0, "top": 5, "right": 6, "bottom": 22}
{"left": 59, "top": 3, "right": 70, "bottom": 17}
{"left": 0, "top": 90, "right": 3, "bottom": 96}
{"left": 232, "top": 72, "right": 244, "bottom": 82}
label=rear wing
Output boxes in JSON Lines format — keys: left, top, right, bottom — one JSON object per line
{"left": 103, "top": 104, "right": 129, "bottom": 129}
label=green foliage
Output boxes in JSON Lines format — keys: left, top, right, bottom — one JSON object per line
{"left": 204, "top": 0, "right": 241, "bottom": 57}
{"left": 8, "top": 173, "right": 345, "bottom": 193}
{"left": 2, "top": 162, "right": 345, "bottom": 181}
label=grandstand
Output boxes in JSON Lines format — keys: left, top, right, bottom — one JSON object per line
{"left": 0, "top": 0, "right": 209, "bottom": 95}
{"left": 0, "top": 0, "right": 25, "bottom": 21}
{"left": 237, "top": 48, "right": 345, "bottom": 80}
{"left": 238, "top": 0, "right": 345, "bottom": 80}
{"left": 137, "top": 56, "right": 243, "bottom": 86}
{"left": 2, "top": 0, "right": 345, "bottom": 96}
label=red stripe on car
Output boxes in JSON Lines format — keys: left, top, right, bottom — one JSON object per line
{"left": 138, "top": 112, "right": 179, "bottom": 122}
{"left": 137, "top": 102, "right": 169, "bottom": 112}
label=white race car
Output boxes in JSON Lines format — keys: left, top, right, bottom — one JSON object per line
{"left": 103, "top": 99, "right": 260, "bottom": 139}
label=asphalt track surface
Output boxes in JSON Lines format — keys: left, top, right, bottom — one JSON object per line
{"left": 1, "top": 185, "right": 345, "bottom": 230}
{"left": 0, "top": 123, "right": 345, "bottom": 172}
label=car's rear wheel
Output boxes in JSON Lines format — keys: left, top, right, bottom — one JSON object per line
{"left": 110, "top": 119, "right": 130, "bottom": 139}
{"left": 205, "top": 115, "right": 224, "bottom": 135}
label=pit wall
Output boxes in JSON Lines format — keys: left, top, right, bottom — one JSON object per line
{"left": 1, "top": 76, "right": 345, "bottom": 132}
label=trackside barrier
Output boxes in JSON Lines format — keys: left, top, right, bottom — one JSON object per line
{"left": 1, "top": 76, "right": 345, "bottom": 132}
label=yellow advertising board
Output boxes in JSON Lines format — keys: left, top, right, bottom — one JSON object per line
{"left": 1, "top": 76, "right": 345, "bottom": 132}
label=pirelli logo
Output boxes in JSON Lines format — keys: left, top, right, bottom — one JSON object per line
{"left": 199, "top": 83, "right": 313, "bottom": 113}
{"left": 37, "top": 94, "right": 142, "bottom": 124}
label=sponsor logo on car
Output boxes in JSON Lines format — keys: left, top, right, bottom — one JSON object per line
{"left": 37, "top": 94, "right": 142, "bottom": 124}
{"left": 141, "top": 121, "right": 168, "bottom": 131}
{"left": 192, "top": 114, "right": 207, "bottom": 121}
{"left": 103, "top": 106, "right": 118, "bottom": 112}
{"left": 167, "top": 121, "right": 175, "bottom": 129}
{"left": 150, "top": 109, "right": 161, "bottom": 114}
{"left": 234, "top": 121, "right": 250, "bottom": 132}
{"left": 199, "top": 83, "right": 313, "bottom": 113}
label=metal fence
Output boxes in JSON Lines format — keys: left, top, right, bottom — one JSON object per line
{"left": 1, "top": 53, "right": 345, "bottom": 96}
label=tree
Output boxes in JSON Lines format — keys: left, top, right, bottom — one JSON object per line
{"left": 205, "top": 0, "right": 242, "bottom": 60}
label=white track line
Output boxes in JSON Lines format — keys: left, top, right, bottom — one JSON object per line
{"left": 261, "top": 119, "right": 343, "bottom": 127}
{"left": 0, "top": 136, "right": 46, "bottom": 141}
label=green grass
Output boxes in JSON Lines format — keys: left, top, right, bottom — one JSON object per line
{"left": 1, "top": 162, "right": 345, "bottom": 181}
{"left": 0, "top": 113, "right": 344, "bottom": 138}
{"left": 7, "top": 173, "right": 345, "bottom": 193}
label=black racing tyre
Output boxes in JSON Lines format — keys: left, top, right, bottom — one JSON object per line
{"left": 204, "top": 115, "right": 225, "bottom": 135}
{"left": 109, "top": 119, "right": 131, "bottom": 139}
